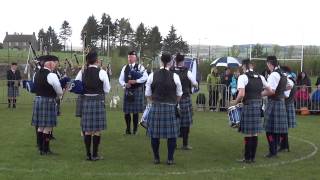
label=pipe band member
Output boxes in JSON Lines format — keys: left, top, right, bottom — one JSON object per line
{"left": 145, "top": 53, "right": 182, "bottom": 165}
{"left": 7, "top": 62, "right": 21, "bottom": 108}
{"left": 119, "top": 50, "right": 148, "bottom": 135}
{"left": 171, "top": 53, "right": 198, "bottom": 150}
{"left": 230, "top": 59, "right": 269, "bottom": 163}
{"left": 75, "top": 50, "right": 111, "bottom": 161}
{"left": 262, "top": 56, "right": 288, "bottom": 158}
{"left": 31, "top": 55, "right": 63, "bottom": 155}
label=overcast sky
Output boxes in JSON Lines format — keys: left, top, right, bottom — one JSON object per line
{"left": 1, "top": 0, "right": 319, "bottom": 48}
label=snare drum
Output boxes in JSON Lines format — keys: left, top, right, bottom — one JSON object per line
{"left": 227, "top": 104, "right": 242, "bottom": 128}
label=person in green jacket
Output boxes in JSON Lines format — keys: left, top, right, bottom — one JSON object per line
{"left": 207, "top": 67, "right": 220, "bottom": 111}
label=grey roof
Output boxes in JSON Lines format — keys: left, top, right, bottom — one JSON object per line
{"left": 3, "top": 34, "right": 36, "bottom": 42}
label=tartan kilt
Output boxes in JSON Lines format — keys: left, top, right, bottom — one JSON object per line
{"left": 264, "top": 99, "right": 288, "bottom": 133}
{"left": 123, "top": 86, "right": 145, "bottom": 113}
{"left": 147, "top": 103, "right": 180, "bottom": 138}
{"left": 81, "top": 95, "right": 106, "bottom": 132}
{"left": 286, "top": 102, "right": 297, "bottom": 128}
{"left": 179, "top": 96, "right": 193, "bottom": 127}
{"left": 240, "top": 99, "right": 263, "bottom": 134}
{"left": 31, "top": 96, "right": 57, "bottom": 127}
{"left": 7, "top": 86, "right": 19, "bottom": 97}
{"left": 75, "top": 95, "right": 84, "bottom": 117}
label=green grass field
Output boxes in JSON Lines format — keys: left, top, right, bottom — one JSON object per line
{"left": 0, "top": 101, "right": 319, "bottom": 180}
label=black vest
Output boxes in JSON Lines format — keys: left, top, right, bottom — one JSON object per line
{"left": 7, "top": 70, "right": 21, "bottom": 87}
{"left": 269, "top": 68, "right": 287, "bottom": 100}
{"left": 243, "top": 71, "right": 263, "bottom": 103}
{"left": 83, "top": 67, "right": 104, "bottom": 94}
{"left": 171, "top": 67, "right": 191, "bottom": 97}
{"left": 151, "top": 69, "right": 177, "bottom": 104}
{"left": 285, "top": 77, "right": 296, "bottom": 104}
{"left": 124, "top": 64, "right": 142, "bottom": 89}
{"left": 34, "top": 68, "right": 57, "bottom": 98}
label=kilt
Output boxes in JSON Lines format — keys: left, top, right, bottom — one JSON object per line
{"left": 179, "top": 96, "right": 193, "bottom": 127}
{"left": 123, "top": 86, "right": 145, "bottom": 113}
{"left": 81, "top": 95, "right": 106, "bottom": 132}
{"left": 147, "top": 103, "right": 180, "bottom": 138}
{"left": 7, "top": 86, "right": 19, "bottom": 97}
{"left": 240, "top": 99, "right": 263, "bottom": 134}
{"left": 31, "top": 96, "right": 57, "bottom": 127}
{"left": 264, "top": 99, "right": 288, "bottom": 133}
{"left": 75, "top": 95, "right": 84, "bottom": 117}
{"left": 286, "top": 102, "right": 297, "bottom": 128}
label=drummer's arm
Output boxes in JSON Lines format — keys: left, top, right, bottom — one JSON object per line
{"left": 233, "top": 88, "right": 245, "bottom": 105}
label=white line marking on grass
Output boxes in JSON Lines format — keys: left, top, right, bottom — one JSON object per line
{"left": 0, "top": 136, "right": 317, "bottom": 176}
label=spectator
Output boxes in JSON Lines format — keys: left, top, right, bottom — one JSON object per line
{"left": 315, "top": 76, "right": 320, "bottom": 86}
{"left": 220, "top": 68, "right": 233, "bottom": 111}
{"left": 297, "top": 71, "right": 312, "bottom": 93}
{"left": 294, "top": 85, "right": 310, "bottom": 109}
{"left": 207, "top": 67, "right": 220, "bottom": 111}
{"left": 230, "top": 69, "right": 240, "bottom": 100}
{"left": 311, "top": 84, "right": 320, "bottom": 113}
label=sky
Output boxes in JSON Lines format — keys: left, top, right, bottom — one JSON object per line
{"left": 1, "top": 0, "right": 320, "bottom": 48}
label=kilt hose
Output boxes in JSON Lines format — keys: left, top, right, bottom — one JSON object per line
{"left": 240, "top": 99, "right": 263, "bottom": 135}
{"left": 31, "top": 96, "right": 57, "bottom": 127}
{"left": 123, "top": 86, "right": 145, "bottom": 113}
{"left": 147, "top": 103, "right": 180, "bottom": 139}
{"left": 81, "top": 95, "right": 106, "bottom": 132}
{"left": 179, "top": 96, "right": 193, "bottom": 127}
{"left": 8, "top": 86, "right": 19, "bottom": 97}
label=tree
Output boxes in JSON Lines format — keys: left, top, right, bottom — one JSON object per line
{"left": 115, "top": 18, "right": 133, "bottom": 47}
{"left": 81, "top": 15, "right": 99, "bottom": 48}
{"left": 98, "top": 13, "right": 113, "bottom": 54}
{"left": 145, "top": 26, "right": 162, "bottom": 59}
{"left": 287, "top": 45, "right": 295, "bottom": 59}
{"left": 47, "top": 26, "right": 62, "bottom": 52}
{"left": 231, "top": 45, "right": 240, "bottom": 57}
{"left": 251, "top": 44, "right": 264, "bottom": 58}
{"left": 272, "top": 44, "right": 281, "bottom": 57}
{"left": 0, "top": 43, "right": 3, "bottom": 49}
{"left": 162, "top": 25, "right": 189, "bottom": 55}
{"left": 134, "top": 23, "right": 148, "bottom": 57}
{"left": 59, "top": 20, "right": 72, "bottom": 51}
{"left": 37, "top": 28, "right": 47, "bottom": 51}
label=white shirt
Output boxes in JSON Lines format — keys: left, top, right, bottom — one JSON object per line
{"left": 284, "top": 78, "right": 294, "bottom": 98}
{"left": 145, "top": 68, "right": 183, "bottom": 97}
{"left": 75, "top": 65, "right": 111, "bottom": 94}
{"left": 118, "top": 63, "right": 148, "bottom": 88}
{"left": 237, "top": 70, "right": 269, "bottom": 89}
{"left": 44, "top": 67, "right": 63, "bottom": 96}
{"left": 267, "top": 69, "right": 281, "bottom": 91}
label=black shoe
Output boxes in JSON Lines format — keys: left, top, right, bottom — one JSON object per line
{"left": 125, "top": 130, "right": 131, "bottom": 135}
{"left": 49, "top": 136, "right": 56, "bottom": 140}
{"left": 86, "top": 156, "right": 92, "bottom": 161}
{"left": 8, "top": 104, "right": 11, "bottom": 108}
{"left": 250, "top": 159, "right": 256, "bottom": 163}
{"left": 154, "top": 159, "right": 160, "bottom": 164}
{"left": 45, "top": 150, "right": 58, "bottom": 155}
{"left": 39, "top": 151, "right": 45, "bottom": 155}
{"left": 92, "top": 156, "right": 104, "bottom": 161}
{"left": 236, "top": 159, "right": 251, "bottom": 163}
{"left": 167, "top": 160, "right": 175, "bottom": 165}
{"left": 133, "top": 130, "right": 137, "bottom": 135}
{"left": 12, "top": 104, "right": 16, "bottom": 108}
{"left": 181, "top": 145, "right": 192, "bottom": 150}
{"left": 278, "top": 148, "right": 290, "bottom": 152}
{"left": 264, "top": 153, "right": 277, "bottom": 158}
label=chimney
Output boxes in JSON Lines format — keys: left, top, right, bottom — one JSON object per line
{"left": 6, "top": 32, "right": 8, "bottom": 35}
{"left": 33, "top": 32, "right": 35, "bottom": 36}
